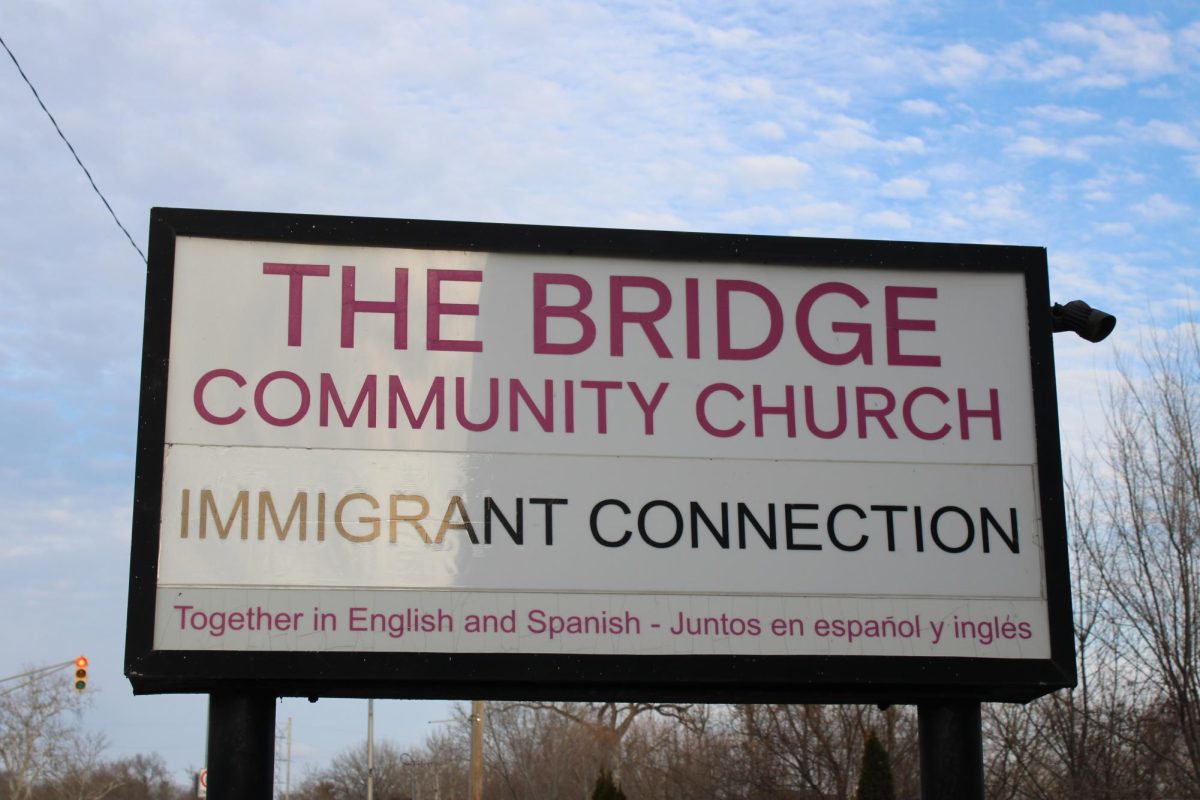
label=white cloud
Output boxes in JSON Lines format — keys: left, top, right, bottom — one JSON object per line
{"left": 1006, "top": 136, "right": 1058, "bottom": 158}
{"left": 750, "top": 121, "right": 787, "bottom": 141}
{"left": 1079, "top": 169, "right": 1147, "bottom": 204}
{"left": 1024, "top": 104, "right": 1102, "bottom": 124}
{"left": 900, "top": 98, "right": 943, "bottom": 116}
{"left": 654, "top": 9, "right": 760, "bottom": 49}
{"left": 717, "top": 76, "right": 775, "bottom": 100}
{"left": 1181, "top": 21, "right": 1200, "bottom": 59}
{"left": 925, "top": 163, "right": 971, "bottom": 183}
{"left": 732, "top": 154, "right": 811, "bottom": 189}
{"left": 612, "top": 210, "right": 691, "bottom": 231}
{"left": 811, "top": 84, "right": 852, "bottom": 107}
{"left": 1021, "top": 52, "right": 1088, "bottom": 81}
{"left": 816, "top": 118, "right": 925, "bottom": 152}
{"left": 1140, "top": 120, "right": 1200, "bottom": 150}
{"left": 720, "top": 205, "right": 789, "bottom": 227}
{"left": 707, "top": 26, "right": 758, "bottom": 48}
{"left": 1046, "top": 13, "right": 1176, "bottom": 87}
{"left": 1005, "top": 135, "right": 1089, "bottom": 161}
{"left": 880, "top": 177, "right": 930, "bottom": 199}
{"left": 959, "top": 184, "right": 1028, "bottom": 223}
{"left": 1133, "top": 193, "right": 1188, "bottom": 220}
{"left": 1095, "top": 221, "right": 1135, "bottom": 237}
{"left": 864, "top": 210, "right": 912, "bottom": 229}
{"left": 1046, "top": 250, "right": 1112, "bottom": 298}
{"left": 834, "top": 165, "right": 877, "bottom": 183}
{"left": 0, "top": 491, "right": 127, "bottom": 559}
{"left": 938, "top": 212, "right": 968, "bottom": 229}
{"left": 1051, "top": 13, "right": 1174, "bottom": 73}
{"left": 925, "top": 43, "right": 989, "bottom": 86}
{"left": 790, "top": 201, "right": 856, "bottom": 225}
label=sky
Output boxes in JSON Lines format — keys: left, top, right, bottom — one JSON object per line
{"left": 1, "top": 0, "right": 1198, "bottom": 787}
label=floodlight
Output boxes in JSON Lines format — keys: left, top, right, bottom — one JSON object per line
{"left": 1051, "top": 300, "right": 1116, "bottom": 343}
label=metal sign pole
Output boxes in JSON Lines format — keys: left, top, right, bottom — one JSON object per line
{"left": 207, "top": 692, "right": 277, "bottom": 800}
{"left": 918, "top": 701, "right": 984, "bottom": 800}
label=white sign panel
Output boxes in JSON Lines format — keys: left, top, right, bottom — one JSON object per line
{"left": 152, "top": 234, "right": 1050, "bottom": 662}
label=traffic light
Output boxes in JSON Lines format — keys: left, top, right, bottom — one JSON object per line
{"left": 72, "top": 656, "right": 88, "bottom": 692}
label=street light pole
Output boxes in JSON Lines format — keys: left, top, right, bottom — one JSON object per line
{"left": 284, "top": 717, "right": 293, "bottom": 800}
{"left": 400, "top": 754, "right": 420, "bottom": 800}
{"left": 367, "top": 699, "right": 374, "bottom": 800}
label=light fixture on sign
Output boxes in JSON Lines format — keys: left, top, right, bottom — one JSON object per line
{"left": 1051, "top": 300, "right": 1116, "bottom": 343}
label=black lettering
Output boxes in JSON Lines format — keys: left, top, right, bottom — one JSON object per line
{"left": 590, "top": 499, "right": 632, "bottom": 547}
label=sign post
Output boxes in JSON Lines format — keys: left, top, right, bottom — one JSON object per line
{"left": 919, "top": 702, "right": 985, "bottom": 799}
{"left": 205, "top": 693, "right": 274, "bottom": 800}
{"left": 128, "top": 208, "right": 1076, "bottom": 795}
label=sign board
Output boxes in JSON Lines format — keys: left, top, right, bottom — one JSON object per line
{"left": 126, "top": 208, "right": 1075, "bottom": 702}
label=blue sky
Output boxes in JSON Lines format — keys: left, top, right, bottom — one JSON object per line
{"left": 1, "top": 0, "right": 1197, "bottom": 784}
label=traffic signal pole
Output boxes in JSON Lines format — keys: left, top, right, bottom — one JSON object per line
{"left": 0, "top": 657, "right": 88, "bottom": 697}
{"left": 0, "top": 660, "right": 77, "bottom": 684}
{"left": 206, "top": 692, "right": 276, "bottom": 800}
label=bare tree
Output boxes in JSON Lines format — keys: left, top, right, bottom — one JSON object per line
{"left": 1077, "top": 322, "right": 1200, "bottom": 796}
{"left": 982, "top": 483, "right": 1143, "bottom": 800}
{"left": 45, "top": 729, "right": 119, "bottom": 800}
{"left": 466, "top": 701, "right": 748, "bottom": 800}
{"left": 618, "top": 706, "right": 749, "bottom": 800}
{"left": 292, "top": 734, "right": 468, "bottom": 800}
{"left": 0, "top": 666, "right": 93, "bottom": 800}
{"left": 475, "top": 703, "right": 596, "bottom": 799}
{"left": 421, "top": 726, "right": 469, "bottom": 800}
{"left": 499, "top": 701, "right": 696, "bottom": 783}
{"left": 734, "top": 704, "right": 917, "bottom": 800}
{"left": 45, "top": 753, "right": 186, "bottom": 800}
{"left": 101, "top": 754, "right": 186, "bottom": 800}
{"left": 301, "top": 740, "right": 411, "bottom": 800}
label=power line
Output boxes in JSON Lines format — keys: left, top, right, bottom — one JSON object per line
{"left": 0, "top": 31, "right": 147, "bottom": 265}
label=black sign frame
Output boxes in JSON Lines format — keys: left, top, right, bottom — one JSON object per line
{"left": 126, "top": 207, "right": 1076, "bottom": 703}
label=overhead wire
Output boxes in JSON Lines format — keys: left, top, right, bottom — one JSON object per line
{"left": 0, "top": 31, "right": 148, "bottom": 265}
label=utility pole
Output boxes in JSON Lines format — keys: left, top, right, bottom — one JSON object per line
{"left": 285, "top": 717, "right": 292, "bottom": 800}
{"left": 367, "top": 700, "right": 375, "bottom": 800}
{"left": 469, "top": 700, "right": 485, "bottom": 800}
{"left": 274, "top": 717, "right": 293, "bottom": 800}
